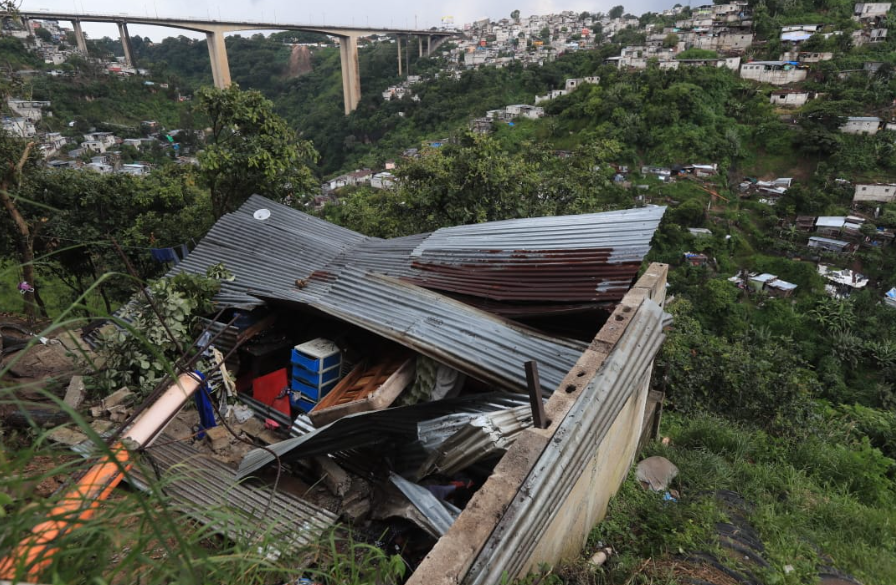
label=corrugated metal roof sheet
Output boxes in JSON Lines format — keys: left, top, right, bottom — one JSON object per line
{"left": 416, "top": 406, "right": 533, "bottom": 479}
{"left": 128, "top": 435, "right": 337, "bottom": 553}
{"left": 400, "top": 207, "right": 665, "bottom": 302}
{"left": 236, "top": 393, "right": 538, "bottom": 479}
{"left": 169, "top": 194, "right": 371, "bottom": 309}
{"left": 389, "top": 472, "right": 460, "bottom": 538}
{"left": 261, "top": 270, "right": 588, "bottom": 396}
{"left": 171, "top": 197, "right": 664, "bottom": 310}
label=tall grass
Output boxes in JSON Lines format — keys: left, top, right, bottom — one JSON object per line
{"left": 586, "top": 413, "right": 896, "bottom": 585}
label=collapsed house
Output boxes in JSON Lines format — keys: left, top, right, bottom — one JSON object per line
{"left": 90, "top": 195, "right": 671, "bottom": 581}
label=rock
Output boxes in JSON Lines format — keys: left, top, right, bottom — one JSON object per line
{"left": 108, "top": 405, "right": 130, "bottom": 423}
{"left": 48, "top": 426, "right": 88, "bottom": 446}
{"left": 3, "top": 342, "right": 74, "bottom": 379}
{"left": 63, "top": 375, "right": 87, "bottom": 410}
{"left": 205, "top": 425, "right": 232, "bottom": 451}
{"left": 231, "top": 404, "right": 254, "bottom": 424}
{"left": 103, "top": 387, "right": 135, "bottom": 410}
{"left": 90, "top": 405, "right": 105, "bottom": 418}
{"left": 90, "top": 419, "right": 116, "bottom": 436}
{"left": 587, "top": 547, "right": 614, "bottom": 567}
{"left": 313, "top": 456, "right": 352, "bottom": 497}
{"left": 636, "top": 456, "right": 679, "bottom": 491}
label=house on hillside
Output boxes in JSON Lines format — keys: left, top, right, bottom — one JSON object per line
{"left": 7, "top": 99, "right": 51, "bottom": 121}
{"left": 853, "top": 183, "right": 896, "bottom": 203}
{"left": 683, "top": 252, "right": 711, "bottom": 267}
{"left": 743, "top": 272, "right": 798, "bottom": 297}
{"left": 854, "top": 2, "right": 892, "bottom": 19}
{"left": 504, "top": 104, "right": 545, "bottom": 119}
{"left": 809, "top": 236, "right": 853, "bottom": 253}
{"left": 780, "top": 51, "right": 833, "bottom": 62}
{"left": 769, "top": 90, "right": 814, "bottom": 107}
{"left": 565, "top": 77, "right": 599, "bottom": 91}
{"left": 370, "top": 172, "right": 395, "bottom": 189}
{"left": 840, "top": 116, "right": 881, "bottom": 135}
{"left": 740, "top": 61, "right": 807, "bottom": 85}
{"left": 885, "top": 288, "right": 896, "bottom": 308}
{"left": 818, "top": 265, "right": 869, "bottom": 297}
{"left": 2, "top": 117, "right": 36, "bottom": 138}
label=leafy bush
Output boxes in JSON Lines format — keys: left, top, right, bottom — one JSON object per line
{"left": 91, "top": 270, "right": 221, "bottom": 396}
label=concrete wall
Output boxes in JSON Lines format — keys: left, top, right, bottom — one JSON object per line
{"left": 740, "top": 63, "right": 807, "bottom": 85}
{"left": 523, "top": 368, "right": 652, "bottom": 565}
{"left": 770, "top": 92, "right": 809, "bottom": 107}
{"left": 854, "top": 184, "right": 896, "bottom": 203}
{"left": 841, "top": 119, "right": 880, "bottom": 135}
{"left": 407, "top": 263, "right": 669, "bottom": 585}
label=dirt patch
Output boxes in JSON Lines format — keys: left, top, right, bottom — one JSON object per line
{"left": 288, "top": 45, "right": 313, "bottom": 77}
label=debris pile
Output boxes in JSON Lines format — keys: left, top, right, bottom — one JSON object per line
{"left": 6, "top": 195, "right": 668, "bottom": 577}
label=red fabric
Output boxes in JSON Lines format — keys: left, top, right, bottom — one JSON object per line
{"left": 252, "top": 368, "right": 291, "bottom": 417}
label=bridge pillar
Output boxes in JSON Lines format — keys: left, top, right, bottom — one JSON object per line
{"left": 427, "top": 35, "right": 431, "bottom": 56}
{"left": 71, "top": 20, "right": 88, "bottom": 54}
{"left": 338, "top": 34, "right": 361, "bottom": 115}
{"left": 418, "top": 36, "right": 423, "bottom": 57}
{"left": 117, "top": 22, "right": 135, "bottom": 67}
{"left": 205, "top": 29, "right": 232, "bottom": 89}
{"left": 397, "top": 35, "right": 402, "bottom": 76}
{"left": 20, "top": 16, "right": 30, "bottom": 36}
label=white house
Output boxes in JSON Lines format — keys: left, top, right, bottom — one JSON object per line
{"left": 740, "top": 61, "right": 808, "bottom": 85}
{"left": 535, "top": 89, "right": 567, "bottom": 104}
{"left": 853, "top": 183, "right": 896, "bottom": 203}
{"left": 840, "top": 117, "right": 881, "bottom": 135}
{"left": 7, "top": 99, "right": 51, "bottom": 121}
{"left": 769, "top": 90, "right": 812, "bottom": 107}
{"left": 120, "top": 163, "right": 151, "bottom": 176}
{"left": 370, "top": 171, "right": 396, "bottom": 189}
{"left": 854, "top": 2, "right": 892, "bottom": 19}
{"left": 505, "top": 104, "right": 545, "bottom": 119}
{"left": 2, "top": 117, "right": 36, "bottom": 137}
{"left": 81, "top": 140, "right": 107, "bottom": 154}
{"left": 82, "top": 132, "right": 118, "bottom": 148}
{"left": 564, "top": 76, "right": 599, "bottom": 91}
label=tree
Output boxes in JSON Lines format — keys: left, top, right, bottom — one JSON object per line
{"left": 34, "top": 27, "right": 52, "bottom": 43}
{"left": 0, "top": 133, "right": 42, "bottom": 318}
{"left": 511, "top": 9, "right": 520, "bottom": 22}
{"left": 195, "top": 84, "right": 318, "bottom": 219}
{"left": 609, "top": 5, "right": 625, "bottom": 19}
{"left": 663, "top": 33, "right": 680, "bottom": 48}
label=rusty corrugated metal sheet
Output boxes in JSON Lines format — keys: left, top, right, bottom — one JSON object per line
{"left": 397, "top": 206, "right": 666, "bottom": 303}
{"left": 166, "top": 197, "right": 663, "bottom": 313}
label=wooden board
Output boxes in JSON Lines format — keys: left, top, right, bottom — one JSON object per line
{"left": 309, "top": 356, "right": 415, "bottom": 427}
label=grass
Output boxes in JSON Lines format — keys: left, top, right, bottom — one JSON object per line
{"left": 0, "top": 258, "right": 108, "bottom": 320}
{"left": 574, "top": 413, "right": 896, "bottom": 585}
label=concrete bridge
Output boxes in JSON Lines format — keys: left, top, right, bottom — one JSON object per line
{"left": 11, "top": 11, "right": 456, "bottom": 114}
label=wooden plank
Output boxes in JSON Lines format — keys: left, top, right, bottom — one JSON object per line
{"left": 309, "top": 358, "right": 415, "bottom": 427}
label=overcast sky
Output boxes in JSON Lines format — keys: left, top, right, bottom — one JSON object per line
{"left": 25, "top": 0, "right": 671, "bottom": 41}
